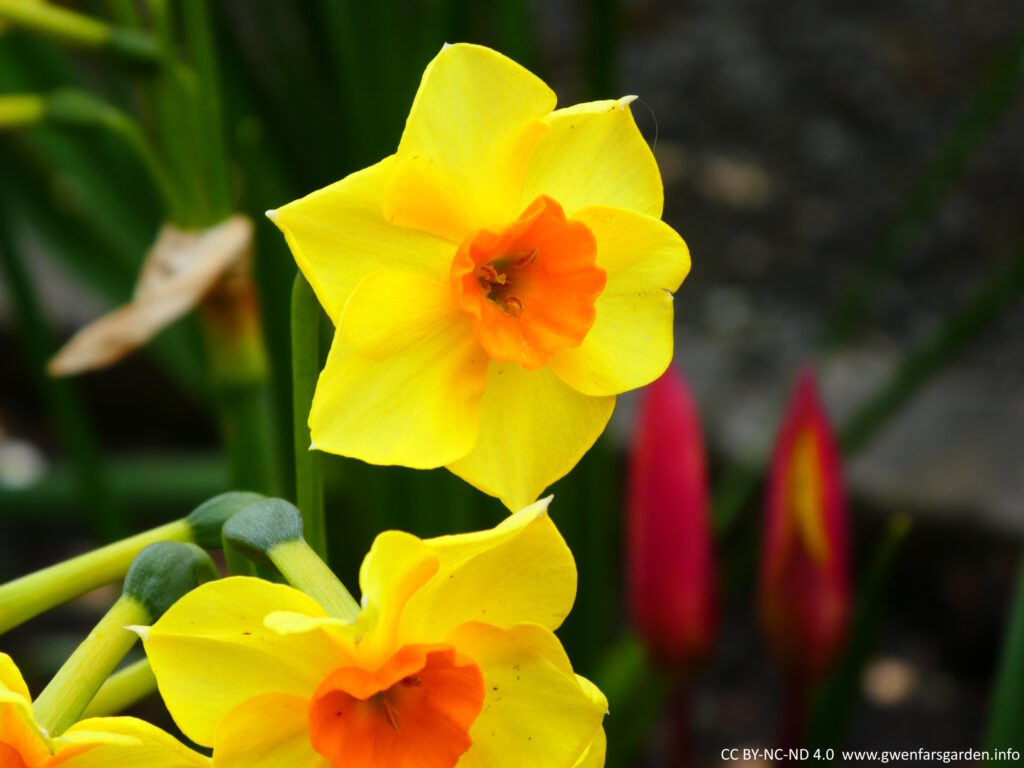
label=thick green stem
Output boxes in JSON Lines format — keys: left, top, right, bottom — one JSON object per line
{"left": 223, "top": 500, "right": 358, "bottom": 620}
{"left": 0, "top": 520, "right": 191, "bottom": 635}
{"left": 270, "top": 539, "right": 360, "bottom": 622}
{"left": 33, "top": 596, "right": 148, "bottom": 735}
{"left": 81, "top": 659, "right": 157, "bottom": 719}
{"left": 0, "top": 0, "right": 157, "bottom": 62}
{"left": 291, "top": 273, "right": 326, "bottom": 558}
{"left": 32, "top": 543, "right": 215, "bottom": 734}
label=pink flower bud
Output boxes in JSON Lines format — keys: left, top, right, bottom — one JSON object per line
{"left": 627, "top": 365, "right": 718, "bottom": 672}
{"left": 760, "top": 368, "right": 851, "bottom": 683}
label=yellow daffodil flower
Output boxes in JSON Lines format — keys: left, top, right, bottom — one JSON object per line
{"left": 269, "top": 42, "right": 690, "bottom": 509}
{"left": 0, "top": 652, "right": 209, "bottom": 767}
{"left": 140, "top": 499, "right": 608, "bottom": 767}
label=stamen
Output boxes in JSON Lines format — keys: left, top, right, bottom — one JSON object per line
{"left": 514, "top": 248, "right": 539, "bottom": 267}
{"left": 381, "top": 698, "right": 401, "bottom": 731}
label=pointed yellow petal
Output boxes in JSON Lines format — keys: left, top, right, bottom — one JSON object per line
{"left": 551, "top": 206, "right": 690, "bottom": 396}
{"left": 522, "top": 97, "right": 663, "bottom": 218}
{"left": 450, "top": 623, "right": 606, "bottom": 768}
{"left": 0, "top": 653, "right": 31, "bottom": 701}
{"left": 384, "top": 43, "right": 556, "bottom": 241}
{"left": 141, "top": 577, "right": 340, "bottom": 747}
{"left": 447, "top": 363, "right": 615, "bottom": 509}
{"left": 310, "top": 272, "right": 488, "bottom": 468}
{"left": 399, "top": 498, "right": 577, "bottom": 642}
{"left": 271, "top": 156, "right": 455, "bottom": 325}
{"left": 353, "top": 530, "right": 438, "bottom": 666}
{"left": 573, "top": 727, "right": 607, "bottom": 768}
{"left": 570, "top": 677, "right": 608, "bottom": 767}
{"left": 213, "top": 693, "right": 328, "bottom": 768}
{"left": 59, "top": 717, "right": 210, "bottom": 767}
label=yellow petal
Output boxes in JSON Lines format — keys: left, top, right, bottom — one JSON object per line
{"left": 310, "top": 271, "right": 488, "bottom": 468}
{"left": 399, "top": 498, "right": 577, "bottom": 642}
{"left": 0, "top": 690, "right": 50, "bottom": 767}
{"left": 59, "top": 717, "right": 210, "bottom": 767}
{"left": 521, "top": 97, "right": 663, "bottom": 218}
{"left": 384, "top": 43, "right": 556, "bottom": 242}
{"left": 551, "top": 206, "right": 690, "bottom": 396}
{"left": 573, "top": 728, "right": 607, "bottom": 768}
{"left": 450, "top": 623, "right": 606, "bottom": 768}
{"left": 447, "top": 363, "right": 615, "bottom": 510}
{"left": 0, "top": 653, "right": 31, "bottom": 701}
{"left": 571, "top": 677, "right": 608, "bottom": 767}
{"left": 353, "top": 530, "right": 438, "bottom": 666}
{"left": 270, "top": 156, "right": 455, "bottom": 325}
{"left": 141, "top": 577, "right": 340, "bottom": 747}
{"left": 213, "top": 693, "right": 328, "bottom": 768}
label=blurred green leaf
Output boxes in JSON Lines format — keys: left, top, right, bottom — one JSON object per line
{"left": 985, "top": 558, "right": 1024, "bottom": 758}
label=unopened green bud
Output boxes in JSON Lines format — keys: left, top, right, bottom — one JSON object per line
{"left": 123, "top": 542, "right": 217, "bottom": 621}
{"left": 222, "top": 497, "right": 303, "bottom": 564}
{"left": 186, "top": 490, "right": 265, "bottom": 548}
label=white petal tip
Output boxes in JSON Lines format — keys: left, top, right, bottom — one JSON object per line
{"left": 442, "top": 41, "right": 453, "bottom": 50}
{"left": 265, "top": 209, "right": 279, "bottom": 221}
{"left": 619, "top": 95, "right": 638, "bottom": 108}
{"left": 126, "top": 625, "right": 150, "bottom": 642}
{"left": 308, "top": 442, "right": 316, "bottom": 452}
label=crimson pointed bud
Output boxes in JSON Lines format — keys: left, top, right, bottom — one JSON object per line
{"left": 760, "top": 367, "right": 851, "bottom": 683}
{"left": 627, "top": 365, "right": 718, "bottom": 672}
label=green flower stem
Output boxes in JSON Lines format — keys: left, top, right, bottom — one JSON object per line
{"left": 180, "top": 0, "right": 231, "bottom": 220}
{"left": 32, "top": 543, "right": 215, "bottom": 736}
{"left": 0, "top": 94, "right": 45, "bottom": 128}
{"left": 0, "top": 0, "right": 157, "bottom": 62}
{"left": 291, "top": 273, "right": 326, "bottom": 558}
{"left": 0, "top": 491, "right": 258, "bottom": 635}
{"left": 201, "top": 277, "right": 282, "bottom": 497}
{"left": 270, "top": 539, "right": 359, "bottom": 622}
{"left": 223, "top": 499, "right": 359, "bottom": 621}
{"left": 222, "top": 536, "right": 258, "bottom": 576}
{"left": 81, "top": 659, "right": 156, "bottom": 719}
{"left": 32, "top": 596, "right": 148, "bottom": 736}
{"left": 0, "top": 520, "right": 190, "bottom": 636}
{"left": 145, "top": 2, "right": 282, "bottom": 496}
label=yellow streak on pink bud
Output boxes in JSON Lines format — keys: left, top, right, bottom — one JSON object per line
{"left": 786, "top": 429, "right": 829, "bottom": 564}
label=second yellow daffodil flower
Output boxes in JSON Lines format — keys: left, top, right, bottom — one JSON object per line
{"left": 270, "top": 42, "right": 690, "bottom": 509}
{"left": 0, "top": 652, "right": 208, "bottom": 768}
{"left": 139, "top": 500, "right": 607, "bottom": 767}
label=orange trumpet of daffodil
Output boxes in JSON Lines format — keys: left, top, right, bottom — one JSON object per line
{"left": 269, "top": 42, "right": 690, "bottom": 509}
{"left": 0, "top": 652, "right": 209, "bottom": 768}
{"left": 139, "top": 499, "right": 607, "bottom": 768}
